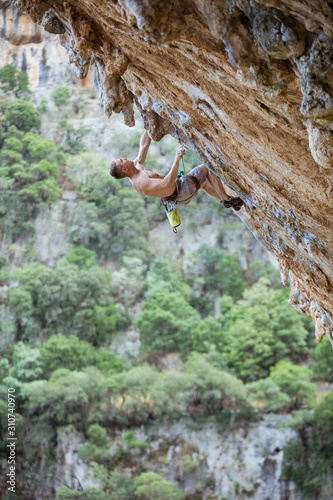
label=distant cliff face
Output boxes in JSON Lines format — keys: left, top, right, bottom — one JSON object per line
{"left": 3, "top": 0, "right": 333, "bottom": 341}
{"left": 53, "top": 416, "right": 298, "bottom": 500}
{"left": 0, "top": 2, "right": 80, "bottom": 86}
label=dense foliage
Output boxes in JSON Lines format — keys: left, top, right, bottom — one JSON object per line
{"left": 282, "top": 392, "right": 333, "bottom": 498}
{"left": 0, "top": 67, "right": 331, "bottom": 499}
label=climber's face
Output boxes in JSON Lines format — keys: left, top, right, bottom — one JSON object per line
{"left": 118, "top": 157, "right": 134, "bottom": 173}
{"left": 110, "top": 157, "right": 135, "bottom": 179}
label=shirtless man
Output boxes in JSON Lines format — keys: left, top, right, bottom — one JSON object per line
{"left": 110, "top": 130, "right": 243, "bottom": 209}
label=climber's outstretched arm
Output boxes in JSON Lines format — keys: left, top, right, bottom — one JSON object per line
{"left": 134, "top": 130, "right": 151, "bottom": 166}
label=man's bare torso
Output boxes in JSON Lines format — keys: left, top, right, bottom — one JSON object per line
{"left": 131, "top": 162, "right": 175, "bottom": 198}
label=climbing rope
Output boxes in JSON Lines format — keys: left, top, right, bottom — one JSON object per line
{"left": 176, "top": 131, "right": 186, "bottom": 181}
{"left": 183, "top": 145, "right": 333, "bottom": 257}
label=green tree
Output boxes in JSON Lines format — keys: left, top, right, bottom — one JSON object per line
{"left": 93, "top": 348, "right": 123, "bottom": 374}
{"left": 0, "top": 106, "right": 63, "bottom": 240}
{"left": 108, "top": 365, "right": 184, "bottom": 425}
{"left": 270, "top": 361, "right": 315, "bottom": 410}
{"left": 218, "top": 279, "right": 311, "bottom": 381}
{"left": 312, "top": 336, "right": 333, "bottom": 382}
{"left": 136, "top": 290, "right": 200, "bottom": 356}
{"left": 246, "top": 377, "right": 291, "bottom": 412}
{"left": 185, "top": 246, "right": 247, "bottom": 315}
{"left": 52, "top": 86, "right": 71, "bottom": 107}
{"left": 78, "top": 425, "right": 118, "bottom": 468}
{"left": 191, "top": 316, "right": 223, "bottom": 353}
{"left": 41, "top": 337, "right": 122, "bottom": 376}
{"left": 41, "top": 335, "right": 96, "bottom": 372}
{"left": 12, "top": 342, "right": 45, "bottom": 382}
{"left": 134, "top": 472, "right": 185, "bottom": 500}
{"left": 0, "top": 64, "right": 30, "bottom": 98}
{"left": 5, "top": 100, "right": 40, "bottom": 132}
{"left": 56, "top": 486, "right": 87, "bottom": 499}
{"left": 12, "top": 262, "right": 124, "bottom": 343}
{"left": 145, "top": 259, "right": 190, "bottom": 301}
{"left": 94, "top": 304, "right": 127, "bottom": 344}
{"left": 282, "top": 393, "right": 333, "bottom": 498}
{"left": 8, "top": 287, "right": 33, "bottom": 319}
{"left": 122, "top": 430, "right": 149, "bottom": 451}
{"left": 25, "top": 368, "right": 108, "bottom": 429}
{"left": 8, "top": 287, "right": 34, "bottom": 339}
{"left": 87, "top": 424, "right": 107, "bottom": 446}
{"left": 65, "top": 248, "right": 98, "bottom": 270}
{"left": 25, "top": 377, "right": 89, "bottom": 428}
{"left": 87, "top": 464, "right": 135, "bottom": 499}
{"left": 56, "top": 119, "right": 89, "bottom": 154}
{"left": 185, "top": 353, "right": 248, "bottom": 416}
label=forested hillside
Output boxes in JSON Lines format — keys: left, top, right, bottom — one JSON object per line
{"left": 1, "top": 66, "right": 333, "bottom": 500}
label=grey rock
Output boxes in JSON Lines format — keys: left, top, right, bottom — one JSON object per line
{"left": 297, "top": 36, "right": 333, "bottom": 119}
{"left": 43, "top": 10, "right": 66, "bottom": 35}
{"left": 253, "top": 9, "right": 305, "bottom": 60}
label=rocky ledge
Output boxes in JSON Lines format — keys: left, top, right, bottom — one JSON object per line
{"left": 7, "top": 0, "right": 333, "bottom": 341}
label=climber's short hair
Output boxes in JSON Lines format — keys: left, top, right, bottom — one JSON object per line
{"left": 110, "top": 160, "right": 126, "bottom": 179}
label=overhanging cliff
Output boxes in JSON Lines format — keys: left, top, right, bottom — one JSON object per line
{"left": 7, "top": 0, "right": 333, "bottom": 341}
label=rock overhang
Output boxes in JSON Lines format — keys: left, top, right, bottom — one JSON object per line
{"left": 8, "top": 0, "right": 333, "bottom": 341}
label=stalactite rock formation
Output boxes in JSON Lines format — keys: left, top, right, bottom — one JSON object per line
{"left": 6, "top": 0, "right": 333, "bottom": 341}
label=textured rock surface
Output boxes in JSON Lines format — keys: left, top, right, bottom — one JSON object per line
{"left": 52, "top": 416, "right": 299, "bottom": 500}
{"left": 0, "top": 2, "right": 78, "bottom": 86}
{"left": 4, "top": 0, "right": 333, "bottom": 340}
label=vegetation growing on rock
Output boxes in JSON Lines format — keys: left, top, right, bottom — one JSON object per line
{"left": 0, "top": 67, "right": 332, "bottom": 499}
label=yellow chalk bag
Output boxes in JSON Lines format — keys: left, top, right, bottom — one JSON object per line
{"left": 166, "top": 207, "right": 181, "bottom": 232}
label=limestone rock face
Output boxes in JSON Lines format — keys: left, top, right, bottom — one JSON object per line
{"left": 6, "top": 0, "right": 333, "bottom": 340}
{"left": 0, "top": 3, "right": 76, "bottom": 86}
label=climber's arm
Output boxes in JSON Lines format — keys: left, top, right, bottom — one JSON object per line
{"left": 134, "top": 130, "right": 151, "bottom": 166}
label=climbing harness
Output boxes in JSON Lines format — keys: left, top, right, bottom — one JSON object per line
{"left": 182, "top": 145, "right": 333, "bottom": 257}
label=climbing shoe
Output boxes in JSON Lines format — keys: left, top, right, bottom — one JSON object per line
{"left": 222, "top": 197, "right": 244, "bottom": 211}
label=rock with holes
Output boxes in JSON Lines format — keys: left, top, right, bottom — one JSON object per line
{"left": 253, "top": 8, "right": 305, "bottom": 60}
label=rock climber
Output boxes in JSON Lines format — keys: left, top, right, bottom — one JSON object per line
{"left": 109, "top": 130, "right": 244, "bottom": 210}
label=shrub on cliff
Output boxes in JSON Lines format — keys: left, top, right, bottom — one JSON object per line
{"left": 0, "top": 102, "right": 64, "bottom": 239}
{"left": 0, "top": 64, "right": 30, "bottom": 98}
{"left": 134, "top": 472, "right": 185, "bottom": 500}
{"left": 270, "top": 361, "right": 315, "bottom": 411}
{"left": 218, "top": 279, "right": 311, "bottom": 381}
{"left": 185, "top": 245, "right": 247, "bottom": 315}
{"left": 246, "top": 360, "right": 316, "bottom": 413}
{"left": 24, "top": 367, "right": 108, "bottom": 429}
{"left": 107, "top": 365, "right": 184, "bottom": 426}
{"left": 11, "top": 262, "right": 127, "bottom": 343}
{"left": 56, "top": 466, "right": 136, "bottom": 499}
{"left": 136, "top": 290, "right": 199, "bottom": 356}
{"left": 312, "top": 335, "right": 333, "bottom": 382}
{"left": 5, "top": 100, "right": 40, "bottom": 132}
{"left": 282, "top": 392, "right": 333, "bottom": 498}
{"left": 185, "top": 353, "right": 248, "bottom": 416}
{"left": 52, "top": 86, "right": 72, "bottom": 108}
{"left": 41, "top": 335, "right": 123, "bottom": 374}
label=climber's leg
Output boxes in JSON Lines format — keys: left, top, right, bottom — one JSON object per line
{"left": 198, "top": 164, "right": 231, "bottom": 201}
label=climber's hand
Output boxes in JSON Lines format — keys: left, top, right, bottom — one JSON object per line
{"left": 176, "top": 145, "right": 186, "bottom": 159}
